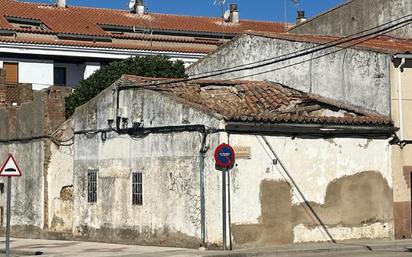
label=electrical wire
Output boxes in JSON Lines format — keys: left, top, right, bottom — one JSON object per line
{"left": 5, "top": 15, "right": 411, "bottom": 145}
{"left": 189, "top": 13, "right": 412, "bottom": 77}
{"left": 229, "top": 20, "right": 412, "bottom": 81}
{"left": 0, "top": 135, "right": 74, "bottom": 146}
{"left": 118, "top": 13, "right": 412, "bottom": 90}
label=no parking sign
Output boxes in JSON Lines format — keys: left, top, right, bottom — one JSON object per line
{"left": 214, "top": 143, "right": 236, "bottom": 169}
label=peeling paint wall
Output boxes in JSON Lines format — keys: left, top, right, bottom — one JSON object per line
{"left": 73, "top": 84, "right": 221, "bottom": 247}
{"left": 70, "top": 81, "right": 394, "bottom": 248}
{"left": 225, "top": 135, "right": 393, "bottom": 247}
{"left": 0, "top": 81, "right": 71, "bottom": 237}
{"left": 187, "top": 34, "right": 391, "bottom": 115}
{"left": 0, "top": 141, "right": 45, "bottom": 234}
{"left": 47, "top": 118, "right": 74, "bottom": 232}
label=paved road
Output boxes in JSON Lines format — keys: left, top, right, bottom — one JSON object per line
{"left": 0, "top": 238, "right": 209, "bottom": 257}
{"left": 1, "top": 237, "right": 412, "bottom": 257}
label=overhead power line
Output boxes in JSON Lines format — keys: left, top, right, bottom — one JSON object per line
{"left": 230, "top": 20, "right": 412, "bottom": 81}
{"left": 189, "top": 13, "right": 412, "bottom": 78}
{"left": 119, "top": 13, "right": 412, "bottom": 90}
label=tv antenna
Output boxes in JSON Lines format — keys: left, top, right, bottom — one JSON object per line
{"left": 213, "top": 0, "right": 227, "bottom": 42}
{"left": 285, "top": 0, "right": 300, "bottom": 30}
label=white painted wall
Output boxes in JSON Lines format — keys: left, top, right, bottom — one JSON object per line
{"left": 83, "top": 62, "right": 100, "bottom": 79}
{"left": 0, "top": 58, "right": 53, "bottom": 90}
{"left": 0, "top": 58, "right": 99, "bottom": 89}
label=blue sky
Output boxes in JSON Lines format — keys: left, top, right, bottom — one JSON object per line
{"left": 24, "top": 0, "right": 346, "bottom": 22}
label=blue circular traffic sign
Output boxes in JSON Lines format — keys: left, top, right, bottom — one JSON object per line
{"left": 214, "top": 143, "right": 236, "bottom": 168}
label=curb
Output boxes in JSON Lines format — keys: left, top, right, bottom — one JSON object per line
{"left": 0, "top": 249, "right": 43, "bottom": 256}
{"left": 204, "top": 242, "right": 412, "bottom": 257}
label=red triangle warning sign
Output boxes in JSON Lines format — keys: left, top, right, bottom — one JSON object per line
{"left": 0, "top": 154, "right": 22, "bottom": 177}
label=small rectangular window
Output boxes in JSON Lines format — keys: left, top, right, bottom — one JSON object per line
{"left": 54, "top": 67, "right": 66, "bottom": 85}
{"left": 87, "top": 170, "right": 97, "bottom": 203}
{"left": 4, "top": 62, "right": 18, "bottom": 84}
{"left": 132, "top": 172, "right": 143, "bottom": 205}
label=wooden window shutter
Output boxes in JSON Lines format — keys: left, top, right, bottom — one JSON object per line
{"left": 4, "top": 63, "right": 18, "bottom": 84}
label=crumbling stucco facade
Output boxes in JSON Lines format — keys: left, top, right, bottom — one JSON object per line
{"left": 68, "top": 78, "right": 394, "bottom": 248}
{"left": 0, "top": 73, "right": 73, "bottom": 238}
{"left": 227, "top": 135, "right": 392, "bottom": 246}
{"left": 72, "top": 84, "right": 221, "bottom": 247}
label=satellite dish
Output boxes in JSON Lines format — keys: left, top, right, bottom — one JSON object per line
{"left": 223, "top": 10, "right": 230, "bottom": 22}
{"left": 129, "top": 0, "right": 136, "bottom": 10}
{"left": 291, "top": 0, "right": 299, "bottom": 7}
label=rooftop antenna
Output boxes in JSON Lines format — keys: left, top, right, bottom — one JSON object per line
{"left": 285, "top": 0, "right": 300, "bottom": 29}
{"left": 214, "top": 0, "right": 226, "bottom": 43}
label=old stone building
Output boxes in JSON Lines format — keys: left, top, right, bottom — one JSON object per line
{"left": 187, "top": 30, "right": 412, "bottom": 240}
{"left": 50, "top": 75, "right": 393, "bottom": 248}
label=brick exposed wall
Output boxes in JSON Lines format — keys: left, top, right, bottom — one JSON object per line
{"left": 0, "top": 70, "right": 72, "bottom": 141}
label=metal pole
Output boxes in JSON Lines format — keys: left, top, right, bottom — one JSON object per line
{"left": 227, "top": 134, "right": 232, "bottom": 251}
{"left": 199, "top": 133, "right": 207, "bottom": 246}
{"left": 227, "top": 168, "right": 232, "bottom": 250}
{"left": 222, "top": 169, "right": 226, "bottom": 251}
{"left": 5, "top": 176, "right": 11, "bottom": 257}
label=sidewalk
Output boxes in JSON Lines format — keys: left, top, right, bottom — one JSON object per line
{"left": 1, "top": 237, "right": 412, "bottom": 257}
{"left": 206, "top": 239, "right": 412, "bottom": 257}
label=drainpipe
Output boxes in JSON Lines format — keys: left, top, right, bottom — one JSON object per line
{"left": 398, "top": 58, "right": 406, "bottom": 141}
{"left": 199, "top": 132, "right": 208, "bottom": 246}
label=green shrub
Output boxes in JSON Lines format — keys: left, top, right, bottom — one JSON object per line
{"left": 65, "top": 55, "right": 186, "bottom": 117}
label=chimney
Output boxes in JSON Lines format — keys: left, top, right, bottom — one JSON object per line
{"left": 56, "top": 0, "right": 66, "bottom": 8}
{"left": 137, "top": 2, "right": 145, "bottom": 16}
{"left": 296, "top": 10, "right": 306, "bottom": 24}
{"left": 229, "top": 4, "right": 239, "bottom": 24}
{"left": 130, "top": 0, "right": 144, "bottom": 15}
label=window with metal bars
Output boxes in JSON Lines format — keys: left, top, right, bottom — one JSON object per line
{"left": 132, "top": 172, "right": 143, "bottom": 205}
{"left": 87, "top": 170, "right": 97, "bottom": 203}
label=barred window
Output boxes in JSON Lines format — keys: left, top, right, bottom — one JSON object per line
{"left": 87, "top": 170, "right": 97, "bottom": 203}
{"left": 132, "top": 172, "right": 143, "bottom": 205}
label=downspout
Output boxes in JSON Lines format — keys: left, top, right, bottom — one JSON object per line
{"left": 398, "top": 58, "right": 406, "bottom": 141}
{"left": 199, "top": 132, "right": 208, "bottom": 246}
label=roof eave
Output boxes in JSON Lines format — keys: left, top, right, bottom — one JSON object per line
{"left": 225, "top": 121, "right": 395, "bottom": 139}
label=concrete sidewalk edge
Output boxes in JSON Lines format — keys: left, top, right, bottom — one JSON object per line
{"left": 205, "top": 240, "right": 412, "bottom": 257}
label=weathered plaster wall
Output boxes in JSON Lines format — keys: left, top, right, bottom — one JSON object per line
{"left": 0, "top": 141, "right": 45, "bottom": 236}
{"left": 47, "top": 118, "right": 74, "bottom": 232}
{"left": 225, "top": 135, "right": 393, "bottom": 247}
{"left": 289, "top": 0, "right": 412, "bottom": 39}
{"left": 73, "top": 84, "right": 221, "bottom": 247}
{"left": 187, "top": 34, "right": 391, "bottom": 115}
{"left": 0, "top": 81, "right": 71, "bottom": 237}
{"left": 0, "top": 89, "right": 47, "bottom": 235}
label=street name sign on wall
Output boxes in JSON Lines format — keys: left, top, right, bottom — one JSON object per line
{"left": 0, "top": 154, "right": 22, "bottom": 257}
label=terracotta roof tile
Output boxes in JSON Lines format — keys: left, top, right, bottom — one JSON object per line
{"left": 0, "top": 0, "right": 286, "bottom": 53}
{"left": 0, "top": 36, "right": 213, "bottom": 54}
{"left": 120, "top": 75, "right": 392, "bottom": 126}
